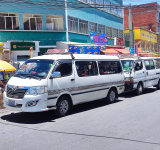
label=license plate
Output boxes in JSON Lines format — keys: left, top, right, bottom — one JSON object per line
{"left": 8, "top": 100, "right": 16, "bottom": 107}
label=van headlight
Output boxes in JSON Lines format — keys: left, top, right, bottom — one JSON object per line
{"left": 26, "top": 86, "right": 47, "bottom": 95}
{"left": 125, "top": 77, "right": 133, "bottom": 81}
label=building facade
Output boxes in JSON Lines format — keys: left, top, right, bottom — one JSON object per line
{"left": 0, "top": 0, "right": 123, "bottom": 61}
{"left": 124, "top": 2, "right": 160, "bottom": 54}
{"left": 125, "top": 28, "right": 158, "bottom": 56}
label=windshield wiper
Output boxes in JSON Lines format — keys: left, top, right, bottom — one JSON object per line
{"left": 24, "top": 74, "right": 41, "bottom": 80}
{"left": 14, "top": 74, "right": 26, "bottom": 79}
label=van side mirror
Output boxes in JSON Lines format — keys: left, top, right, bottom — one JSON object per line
{"left": 50, "top": 72, "right": 61, "bottom": 79}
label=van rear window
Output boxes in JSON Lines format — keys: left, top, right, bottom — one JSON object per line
{"left": 75, "top": 61, "right": 98, "bottom": 77}
{"left": 98, "top": 61, "right": 122, "bottom": 75}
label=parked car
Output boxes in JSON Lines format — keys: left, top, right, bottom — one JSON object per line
{"left": 3, "top": 53, "right": 125, "bottom": 117}
{"left": 121, "top": 57, "right": 160, "bottom": 95}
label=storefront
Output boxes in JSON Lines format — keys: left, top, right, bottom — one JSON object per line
{"left": 125, "top": 28, "right": 158, "bottom": 56}
{"left": 4, "top": 41, "right": 40, "bottom": 62}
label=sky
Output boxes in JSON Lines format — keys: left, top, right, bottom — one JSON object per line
{"left": 123, "top": 0, "right": 159, "bottom": 5}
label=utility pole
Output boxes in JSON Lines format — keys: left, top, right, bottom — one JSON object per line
{"left": 129, "top": 3, "right": 133, "bottom": 49}
{"left": 65, "top": 0, "right": 69, "bottom": 42}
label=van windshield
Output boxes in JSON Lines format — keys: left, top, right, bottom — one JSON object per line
{"left": 121, "top": 60, "right": 134, "bottom": 72}
{"left": 15, "top": 59, "right": 54, "bottom": 79}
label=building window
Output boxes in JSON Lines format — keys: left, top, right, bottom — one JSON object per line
{"left": 118, "top": 30, "right": 123, "bottom": 38}
{"left": 104, "top": 0, "right": 110, "bottom": 13}
{"left": 113, "top": 28, "right": 118, "bottom": 38}
{"left": 158, "top": 12, "right": 160, "bottom": 23}
{"left": 0, "top": 12, "right": 19, "bottom": 30}
{"left": 118, "top": 9, "right": 122, "bottom": 17}
{"left": 111, "top": 4, "right": 117, "bottom": 15}
{"left": 88, "top": 0, "right": 96, "bottom": 5}
{"left": 23, "top": 14, "right": 42, "bottom": 30}
{"left": 97, "top": 0, "right": 104, "bottom": 10}
{"left": 98, "top": 24, "right": 105, "bottom": 34}
{"left": 106, "top": 26, "right": 112, "bottom": 38}
{"left": 68, "top": 16, "right": 78, "bottom": 32}
{"left": 89, "top": 22, "right": 97, "bottom": 32}
{"left": 79, "top": 19, "right": 88, "bottom": 34}
{"left": 79, "top": 0, "right": 87, "bottom": 2}
{"left": 46, "top": 14, "right": 64, "bottom": 31}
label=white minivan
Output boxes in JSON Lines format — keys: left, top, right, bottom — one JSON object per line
{"left": 121, "top": 57, "right": 160, "bottom": 95}
{"left": 3, "top": 53, "right": 125, "bottom": 117}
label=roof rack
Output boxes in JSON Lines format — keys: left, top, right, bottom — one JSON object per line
{"left": 119, "top": 55, "right": 141, "bottom": 59}
{"left": 44, "top": 52, "right": 75, "bottom": 59}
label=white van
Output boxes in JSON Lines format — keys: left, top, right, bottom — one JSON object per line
{"left": 121, "top": 57, "right": 160, "bottom": 95}
{"left": 3, "top": 53, "right": 125, "bottom": 117}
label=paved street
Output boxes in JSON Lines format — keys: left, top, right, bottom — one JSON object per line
{"left": 0, "top": 87, "right": 160, "bottom": 150}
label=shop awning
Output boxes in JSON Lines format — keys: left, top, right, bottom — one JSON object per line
{"left": 115, "top": 49, "right": 130, "bottom": 54}
{"left": 101, "top": 49, "right": 119, "bottom": 54}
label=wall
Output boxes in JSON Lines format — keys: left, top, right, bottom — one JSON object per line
{"left": 124, "top": 2, "right": 157, "bottom": 32}
{"left": 0, "top": 31, "right": 66, "bottom": 45}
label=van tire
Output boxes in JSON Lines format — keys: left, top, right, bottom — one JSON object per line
{"left": 156, "top": 80, "right": 160, "bottom": 90}
{"left": 135, "top": 82, "right": 143, "bottom": 95}
{"left": 106, "top": 89, "right": 116, "bottom": 103}
{"left": 55, "top": 96, "right": 71, "bottom": 117}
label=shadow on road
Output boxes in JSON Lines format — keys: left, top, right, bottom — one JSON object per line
{"left": 119, "top": 87, "right": 157, "bottom": 98}
{"left": 0, "top": 99, "right": 122, "bottom": 124}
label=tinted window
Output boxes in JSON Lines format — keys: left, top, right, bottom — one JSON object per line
{"left": 135, "top": 60, "right": 143, "bottom": 71}
{"left": 55, "top": 63, "right": 72, "bottom": 77}
{"left": 155, "top": 59, "right": 160, "bottom": 69}
{"left": 75, "top": 61, "right": 98, "bottom": 77}
{"left": 144, "top": 60, "right": 155, "bottom": 70}
{"left": 98, "top": 61, "right": 122, "bottom": 75}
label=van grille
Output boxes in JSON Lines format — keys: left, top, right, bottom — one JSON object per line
{"left": 7, "top": 86, "right": 28, "bottom": 99}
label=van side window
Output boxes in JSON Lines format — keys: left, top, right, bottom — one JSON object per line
{"left": 135, "top": 61, "right": 143, "bottom": 71}
{"left": 155, "top": 59, "right": 160, "bottom": 69}
{"left": 55, "top": 63, "right": 72, "bottom": 77}
{"left": 98, "top": 61, "right": 122, "bottom": 75}
{"left": 75, "top": 61, "right": 98, "bottom": 77}
{"left": 144, "top": 60, "right": 155, "bottom": 70}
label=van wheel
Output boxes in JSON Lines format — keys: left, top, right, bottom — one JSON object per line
{"left": 55, "top": 96, "right": 71, "bottom": 117}
{"left": 106, "top": 89, "right": 116, "bottom": 103}
{"left": 156, "top": 80, "right": 160, "bottom": 90}
{"left": 135, "top": 82, "right": 143, "bottom": 95}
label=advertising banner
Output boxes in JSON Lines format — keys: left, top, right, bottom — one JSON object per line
{"left": 68, "top": 45, "right": 100, "bottom": 54}
{"left": 89, "top": 31, "right": 108, "bottom": 44}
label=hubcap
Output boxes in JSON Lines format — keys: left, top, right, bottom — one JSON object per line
{"left": 59, "top": 100, "right": 69, "bottom": 115}
{"left": 109, "top": 91, "right": 116, "bottom": 102}
{"left": 138, "top": 84, "right": 142, "bottom": 93}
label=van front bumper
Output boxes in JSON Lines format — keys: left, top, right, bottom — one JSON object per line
{"left": 3, "top": 92, "right": 56, "bottom": 112}
{"left": 124, "top": 83, "right": 134, "bottom": 91}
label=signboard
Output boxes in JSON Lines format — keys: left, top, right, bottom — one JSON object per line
{"left": 11, "top": 42, "right": 35, "bottom": 51}
{"left": 68, "top": 46, "right": 100, "bottom": 55}
{"left": 89, "top": 31, "right": 108, "bottom": 44}
{"left": 116, "top": 38, "right": 124, "bottom": 46}
{"left": 47, "top": 49, "right": 66, "bottom": 53}
{"left": 130, "top": 47, "right": 134, "bottom": 54}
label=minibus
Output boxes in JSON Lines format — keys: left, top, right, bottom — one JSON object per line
{"left": 4, "top": 53, "right": 125, "bottom": 117}
{"left": 121, "top": 57, "right": 160, "bottom": 95}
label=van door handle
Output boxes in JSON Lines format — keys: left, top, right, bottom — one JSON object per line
{"left": 71, "top": 79, "right": 75, "bottom": 81}
{"left": 143, "top": 71, "right": 144, "bottom": 73}
{"left": 146, "top": 72, "right": 148, "bottom": 75}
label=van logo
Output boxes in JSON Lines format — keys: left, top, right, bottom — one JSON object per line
{"left": 12, "top": 86, "right": 18, "bottom": 91}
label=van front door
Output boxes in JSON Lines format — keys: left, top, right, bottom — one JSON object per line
{"left": 134, "top": 60, "right": 146, "bottom": 87}
{"left": 47, "top": 61, "right": 75, "bottom": 107}
{"left": 144, "top": 60, "right": 157, "bottom": 87}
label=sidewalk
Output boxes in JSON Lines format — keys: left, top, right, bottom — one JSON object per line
{"left": 0, "top": 94, "right": 10, "bottom": 114}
